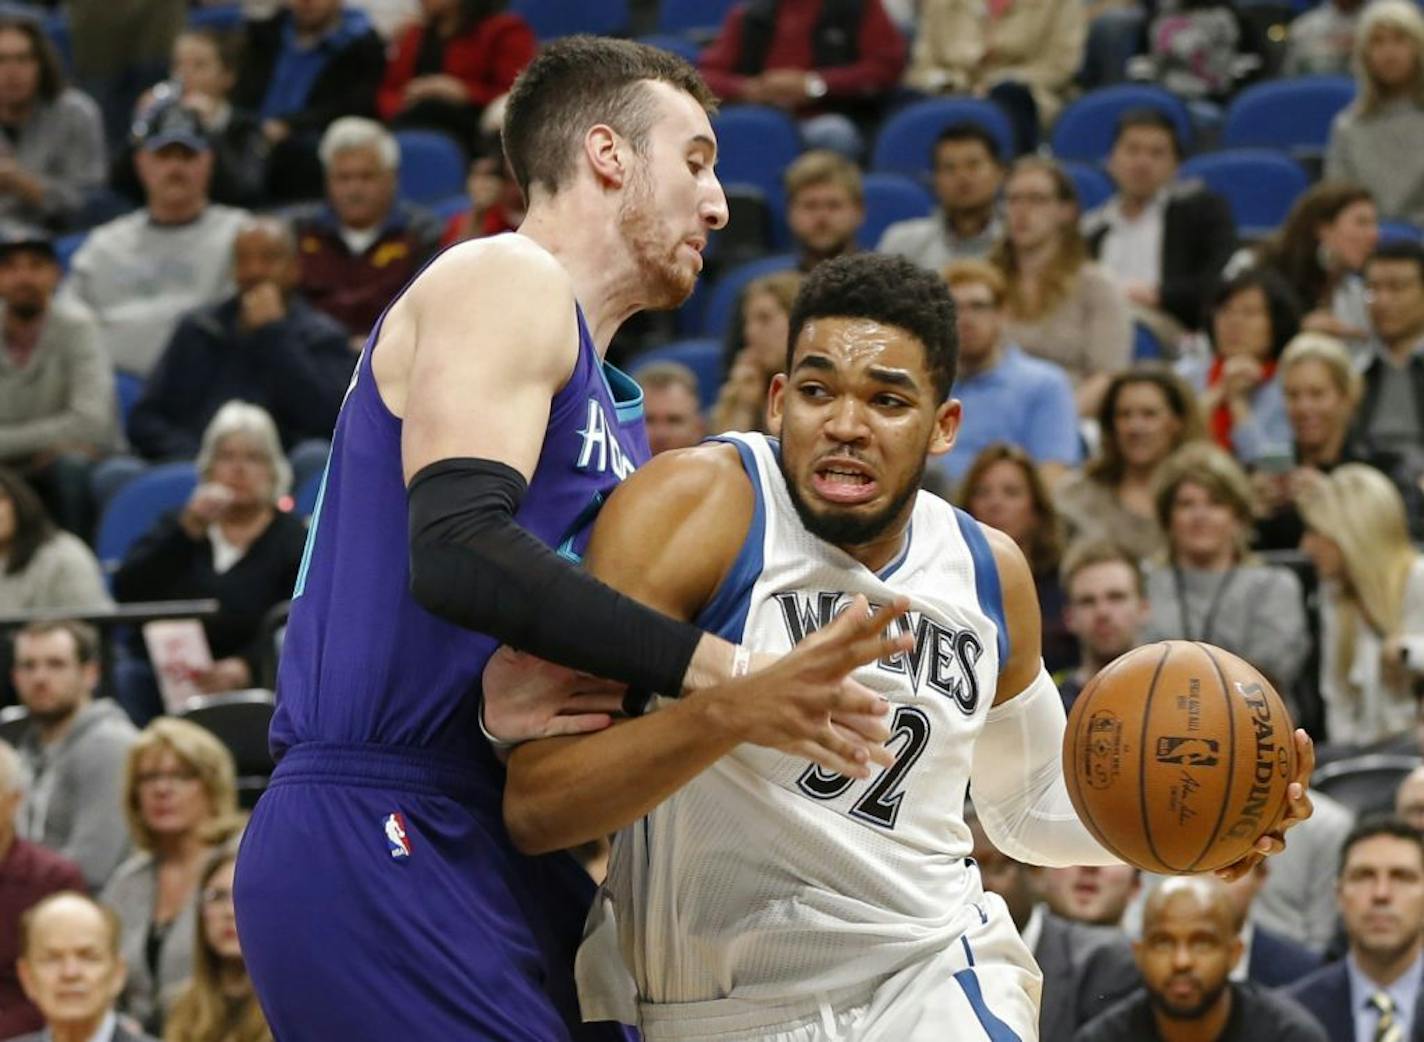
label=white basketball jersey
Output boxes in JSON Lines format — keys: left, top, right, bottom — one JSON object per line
{"left": 597, "top": 433, "right": 1011, "bottom": 1009}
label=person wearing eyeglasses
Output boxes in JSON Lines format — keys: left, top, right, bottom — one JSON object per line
{"left": 164, "top": 838, "right": 270, "bottom": 1042}
{"left": 99, "top": 721, "right": 238, "bottom": 1036}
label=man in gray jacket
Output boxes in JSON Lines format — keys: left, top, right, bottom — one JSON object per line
{"left": 11, "top": 620, "right": 135, "bottom": 891}
{"left": 0, "top": 226, "right": 118, "bottom": 535}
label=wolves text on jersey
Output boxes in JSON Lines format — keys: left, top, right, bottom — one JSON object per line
{"left": 575, "top": 398, "right": 635, "bottom": 480}
{"left": 774, "top": 591, "right": 983, "bottom": 715}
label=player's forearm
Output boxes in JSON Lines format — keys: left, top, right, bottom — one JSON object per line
{"left": 971, "top": 668, "right": 1120, "bottom": 867}
{"left": 504, "top": 697, "right": 741, "bottom": 855}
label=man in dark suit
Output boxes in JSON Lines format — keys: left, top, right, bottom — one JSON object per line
{"left": 970, "top": 808, "right": 1141, "bottom": 1042}
{"left": 1224, "top": 859, "right": 1323, "bottom": 989}
{"left": 1287, "top": 817, "right": 1424, "bottom": 1042}
{"left": 1082, "top": 108, "right": 1237, "bottom": 334}
{"left": 13, "top": 891, "right": 159, "bottom": 1042}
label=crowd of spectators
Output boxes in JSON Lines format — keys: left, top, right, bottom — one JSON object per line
{"left": 0, "top": 0, "right": 1418, "bottom": 1037}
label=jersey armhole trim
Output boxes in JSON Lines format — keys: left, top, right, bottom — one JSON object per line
{"left": 694, "top": 435, "right": 766, "bottom": 644}
{"left": 953, "top": 507, "right": 1010, "bottom": 668}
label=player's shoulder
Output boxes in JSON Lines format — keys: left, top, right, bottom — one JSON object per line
{"left": 615, "top": 439, "right": 752, "bottom": 513}
{"left": 410, "top": 233, "right": 575, "bottom": 310}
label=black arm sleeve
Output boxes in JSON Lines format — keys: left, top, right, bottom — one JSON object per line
{"left": 407, "top": 457, "right": 705, "bottom": 697}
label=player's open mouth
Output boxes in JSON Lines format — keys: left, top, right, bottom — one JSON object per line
{"left": 811, "top": 460, "right": 878, "bottom": 504}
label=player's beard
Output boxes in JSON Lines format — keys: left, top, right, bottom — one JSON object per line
{"left": 1148, "top": 975, "right": 1229, "bottom": 1020}
{"left": 777, "top": 446, "right": 925, "bottom": 550}
{"left": 617, "top": 163, "right": 695, "bottom": 309}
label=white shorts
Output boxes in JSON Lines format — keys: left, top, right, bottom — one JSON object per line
{"left": 633, "top": 895, "right": 1042, "bottom": 1042}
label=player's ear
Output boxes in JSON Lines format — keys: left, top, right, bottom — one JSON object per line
{"left": 584, "top": 124, "right": 626, "bottom": 189}
{"left": 767, "top": 373, "right": 788, "bottom": 436}
{"left": 927, "top": 398, "right": 961, "bottom": 457}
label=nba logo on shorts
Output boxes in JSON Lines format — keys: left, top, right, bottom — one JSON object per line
{"left": 383, "top": 812, "right": 412, "bottom": 860}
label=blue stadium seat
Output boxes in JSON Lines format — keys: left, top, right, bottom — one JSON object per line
{"left": 634, "top": 33, "right": 702, "bottom": 63}
{"left": 702, "top": 254, "right": 796, "bottom": 339}
{"left": 1222, "top": 76, "right": 1355, "bottom": 153}
{"left": 871, "top": 98, "right": 1014, "bottom": 180}
{"left": 187, "top": 4, "right": 243, "bottom": 31}
{"left": 633, "top": 338, "right": 724, "bottom": 410}
{"left": 42, "top": 11, "right": 71, "bottom": 72}
{"left": 114, "top": 372, "right": 144, "bottom": 427}
{"left": 430, "top": 194, "right": 470, "bottom": 223}
{"left": 711, "top": 106, "right": 801, "bottom": 202}
{"left": 657, "top": 0, "right": 738, "bottom": 36}
{"left": 1380, "top": 220, "right": 1424, "bottom": 244}
{"left": 1179, "top": 149, "right": 1309, "bottom": 238}
{"left": 1133, "top": 320, "right": 1164, "bottom": 361}
{"left": 511, "top": 0, "right": 628, "bottom": 39}
{"left": 394, "top": 131, "right": 466, "bottom": 204}
{"left": 96, "top": 462, "right": 199, "bottom": 573}
{"left": 1051, "top": 85, "right": 1193, "bottom": 163}
{"left": 55, "top": 231, "right": 86, "bottom": 272}
{"left": 858, "top": 173, "right": 933, "bottom": 250}
{"left": 294, "top": 469, "right": 324, "bottom": 518}
{"left": 1063, "top": 161, "right": 1115, "bottom": 212}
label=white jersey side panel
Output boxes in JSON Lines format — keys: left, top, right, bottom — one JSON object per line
{"left": 600, "top": 433, "right": 1012, "bottom": 1007}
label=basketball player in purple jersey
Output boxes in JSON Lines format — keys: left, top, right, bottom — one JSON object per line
{"left": 232, "top": 37, "right": 905, "bottom": 1041}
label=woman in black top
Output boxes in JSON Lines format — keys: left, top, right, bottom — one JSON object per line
{"left": 113, "top": 402, "right": 305, "bottom": 723}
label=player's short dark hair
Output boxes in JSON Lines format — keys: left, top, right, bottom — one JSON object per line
{"left": 502, "top": 35, "right": 717, "bottom": 199}
{"left": 1112, "top": 107, "right": 1182, "bottom": 159}
{"left": 1338, "top": 815, "right": 1424, "bottom": 878}
{"left": 1366, "top": 239, "right": 1424, "bottom": 284}
{"left": 787, "top": 254, "right": 959, "bottom": 403}
{"left": 934, "top": 122, "right": 1002, "bottom": 166}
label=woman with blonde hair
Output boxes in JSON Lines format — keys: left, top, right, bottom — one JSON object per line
{"left": 1141, "top": 442, "right": 1310, "bottom": 703}
{"left": 1254, "top": 333, "right": 1365, "bottom": 549}
{"left": 1056, "top": 365, "right": 1205, "bottom": 561}
{"left": 165, "top": 838, "right": 272, "bottom": 1042}
{"left": 991, "top": 156, "right": 1132, "bottom": 416}
{"left": 957, "top": 444, "right": 1075, "bottom": 672}
{"left": 101, "top": 719, "right": 240, "bottom": 1034}
{"left": 711, "top": 271, "right": 804, "bottom": 435}
{"left": 1298, "top": 464, "right": 1424, "bottom": 744}
{"left": 1326, "top": 0, "right": 1424, "bottom": 226}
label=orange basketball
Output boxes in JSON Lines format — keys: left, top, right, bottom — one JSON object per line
{"left": 1062, "top": 640, "right": 1297, "bottom": 875}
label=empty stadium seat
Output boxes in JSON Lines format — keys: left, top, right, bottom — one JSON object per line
{"left": 871, "top": 98, "right": 1015, "bottom": 180}
{"left": 1380, "top": 220, "right": 1424, "bottom": 244}
{"left": 294, "top": 470, "right": 324, "bottom": 518}
{"left": 114, "top": 371, "right": 144, "bottom": 427}
{"left": 1063, "top": 161, "right": 1116, "bottom": 212}
{"left": 1313, "top": 752, "right": 1421, "bottom": 817}
{"left": 430, "top": 194, "right": 470, "bottom": 223}
{"left": 1051, "top": 85, "right": 1193, "bottom": 163}
{"left": 187, "top": 4, "right": 243, "bottom": 31}
{"left": 95, "top": 462, "right": 198, "bottom": 573}
{"left": 511, "top": 0, "right": 628, "bottom": 39}
{"left": 702, "top": 254, "right": 796, "bottom": 340}
{"left": 1179, "top": 149, "right": 1309, "bottom": 238}
{"left": 180, "top": 689, "right": 277, "bottom": 809}
{"left": 1133, "top": 321, "right": 1164, "bottom": 361}
{"left": 632, "top": 338, "right": 724, "bottom": 410}
{"left": 634, "top": 33, "right": 702, "bottom": 63}
{"left": 858, "top": 173, "right": 934, "bottom": 250}
{"left": 711, "top": 106, "right": 802, "bottom": 203}
{"left": 394, "top": 131, "right": 466, "bottom": 204}
{"left": 1222, "top": 75, "right": 1355, "bottom": 153}
{"left": 657, "top": 0, "right": 738, "bottom": 37}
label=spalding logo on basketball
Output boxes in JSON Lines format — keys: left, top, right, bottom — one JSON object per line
{"left": 1063, "top": 640, "right": 1296, "bottom": 875}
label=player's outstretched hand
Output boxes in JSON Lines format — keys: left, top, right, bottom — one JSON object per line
{"left": 1215, "top": 728, "right": 1315, "bottom": 883}
{"left": 481, "top": 647, "right": 627, "bottom": 744}
{"left": 698, "top": 595, "right": 913, "bottom": 780}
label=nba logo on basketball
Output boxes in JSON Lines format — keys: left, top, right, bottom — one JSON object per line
{"left": 383, "top": 812, "right": 412, "bottom": 860}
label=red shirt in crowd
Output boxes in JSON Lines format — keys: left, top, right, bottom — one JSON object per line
{"left": 698, "top": 0, "right": 906, "bottom": 106}
{"left": 0, "top": 839, "right": 86, "bottom": 1037}
{"left": 378, "top": 13, "right": 537, "bottom": 120}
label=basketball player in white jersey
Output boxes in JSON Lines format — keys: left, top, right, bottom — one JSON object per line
{"left": 494, "top": 253, "right": 1315, "bottom": 1041}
